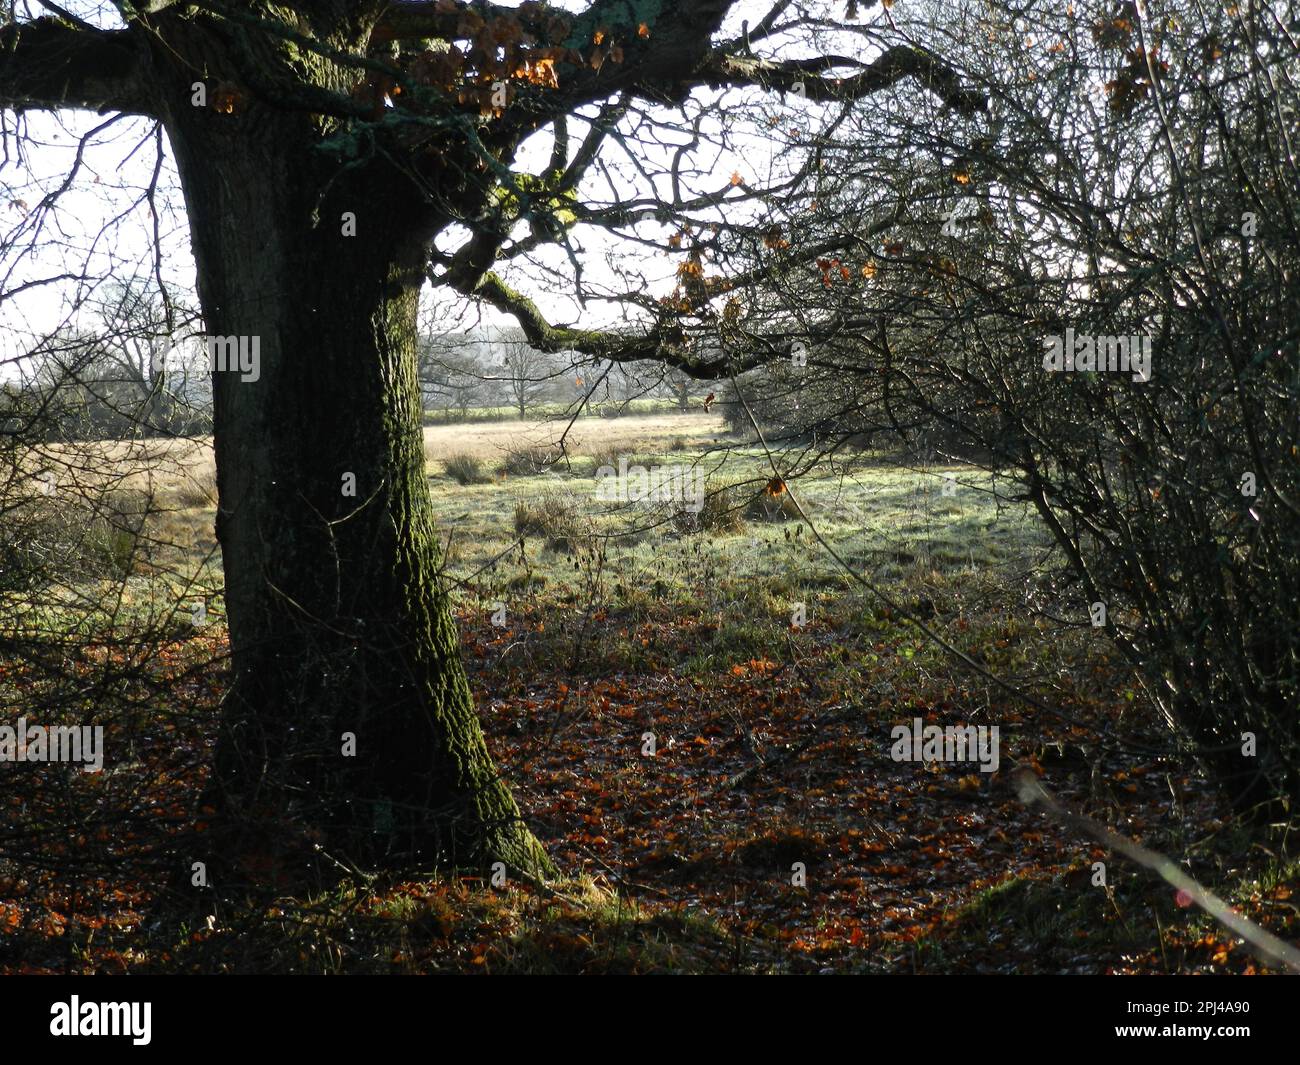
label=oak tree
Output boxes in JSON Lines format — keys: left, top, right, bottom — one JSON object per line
{"left": 0, "top": 0, "right": 979, "bottom": 873}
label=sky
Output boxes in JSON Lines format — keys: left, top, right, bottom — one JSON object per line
{"left": 0, "top": 1, "right": 870, "bottom": 374}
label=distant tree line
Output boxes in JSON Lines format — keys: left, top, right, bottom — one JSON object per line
{"left": 3, "top": 289, "right": 708, "bottom": 442}
{"left": 417, "top": 325, "right": 705, "bottom": 422}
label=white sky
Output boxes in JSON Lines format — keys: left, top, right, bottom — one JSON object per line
{"left": 0, "top": 1, "right": 877, "bottom": 372}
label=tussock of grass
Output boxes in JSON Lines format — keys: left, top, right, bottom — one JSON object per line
{"left": 676, "top": 483, "right": 745, "bottom": 533}
{"left": 171, "top": 468, "right": 217, "bottom": 509}
{"left": 514, "top": 492, "right": 586, "bottom": 552}
{"left": 500, "top": 444, "right": 558, "bottom": 476}
{"left": 745, "top": 487, "right": 802, "bottom": 522}
{"left": 443, "top": 452, "right": 493, "bottom": 485}
{"left": 586, "top": 446, "right": 623, "bottom": 476}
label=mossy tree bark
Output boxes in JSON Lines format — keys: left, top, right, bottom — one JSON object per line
{"left": 150, "top": 19, "right": 550, "bottom": 875}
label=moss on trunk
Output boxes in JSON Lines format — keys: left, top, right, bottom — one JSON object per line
{"left": 154, "top": 18, "right": 550, "bottom": 878}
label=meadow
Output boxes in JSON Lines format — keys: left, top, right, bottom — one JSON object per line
{"left": 1, "top": 411, "right": 1293, "bottom": 974}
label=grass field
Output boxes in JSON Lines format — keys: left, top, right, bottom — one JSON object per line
{"left": 2, "top": 412, "right": 1294, "bottom": 974}
{"left": 421, "top": 396, "right": 687, "bottom": 426}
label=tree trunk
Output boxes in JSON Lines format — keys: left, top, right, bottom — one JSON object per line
{"left": 155, "top": 36, "right": 548, "bottom": 876}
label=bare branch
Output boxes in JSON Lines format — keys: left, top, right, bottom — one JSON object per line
{"left": 465, "top": 270, "right": 772, "bottom": 379}
{"left": 698, "top": 44, "right": 986, "bottom": 115}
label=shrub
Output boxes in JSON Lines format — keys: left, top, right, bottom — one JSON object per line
{"left": 0, "top": 485, "right": 152, "bottom": 587}
{"left": 83, "top": 488, "right": 151, "bottom": 577}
